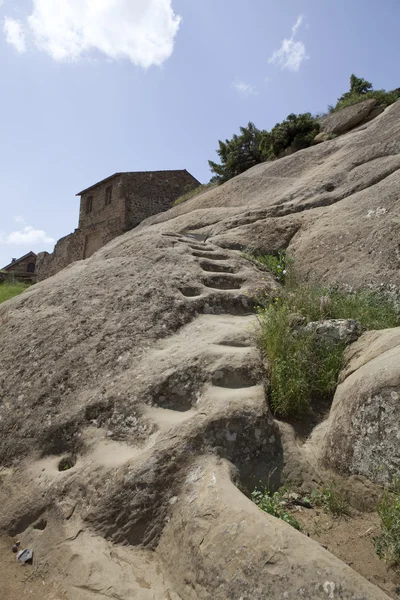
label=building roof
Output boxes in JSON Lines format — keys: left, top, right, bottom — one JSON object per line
{"left": 76, "top": 170, "right": 199, "bottom": 196}
{"left": 2, "top": 251, "right": 37, "bottom": 271}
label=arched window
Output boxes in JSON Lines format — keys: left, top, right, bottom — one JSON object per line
{"left": 27, "top": 263, "right": 35, "bottom": 273}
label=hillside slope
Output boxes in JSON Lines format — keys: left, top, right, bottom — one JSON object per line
{"left": 142, "top": 100, "right": 400, "bottom": 291}
{"left": 0, "top": 102, "right": 399, "bottom": 599}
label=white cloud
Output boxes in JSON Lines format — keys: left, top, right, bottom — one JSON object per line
{"left": 3, "top": 0, "right": 181, "bottom": 68}
{"left": 3, "top": 17, "right": 26, "bottom": 53}
{"left": 269, "top": 15, "right": 308, "bottom": 72}
{"left": 0, "top": 226, "right": 55, "bottom": 245}
{"left": 14, "top": 215, "right": 25, "bottom": 224}
{"left": 232, "top": 80, "right": 258, "bottom": 97}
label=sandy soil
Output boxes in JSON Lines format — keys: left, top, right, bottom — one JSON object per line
{"left": 0, "top": 536, "right": 66, "bottom": 599}
{"left": 292, "top": 505, "right": 400, "bottom": 599}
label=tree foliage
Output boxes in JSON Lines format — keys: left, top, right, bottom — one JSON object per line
{"left": 333, "top": 73, "right": 398, "bottom": 112}
{"left": 208, "top": 75, "right": 399, "bottom": 185}
{"left": 209, "top": 114, "right": 319, "bottom": 184}
{"left": 261, "top": 113, "right": 319, "bottom": 160}
{"left": 208, "top": 122, "right": 264, "bottom": 184}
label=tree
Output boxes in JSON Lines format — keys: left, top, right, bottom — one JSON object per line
{"left": 208, "top": 122, "right": 265, "bottom": 184}
{"left": 349, "top": 74, "right": 373, "bottom": 95}
{"left": 261, "top": 113, "right": 320, "bottom": 160}
{"left": 334, "top": 74, "right": 398, "bottom": 112}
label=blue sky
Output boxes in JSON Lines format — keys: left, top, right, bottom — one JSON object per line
{"left": 0, "top": 0, "right": 399, "bottom": 267}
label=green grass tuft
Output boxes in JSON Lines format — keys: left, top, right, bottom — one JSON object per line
{"left": 173, "top": 183, "right": 215, "bottom": 207}
{"left": 0, "top": 282, "right": 29, "bottom": 305}
{"left": 373, "top": 479, "right": 400, "bottom": 567}
{"left": 256, "top": 259, "right": 399, "bottom": 417}
{"left": 311, "top": 485, "right": 351, "bottom": 517}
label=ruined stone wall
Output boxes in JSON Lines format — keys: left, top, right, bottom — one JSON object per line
{"left": 123, "top": 170, "right": 200, "bottom": 229}
{"left": 36, "top": 232, "right": 84, "bottom": 281}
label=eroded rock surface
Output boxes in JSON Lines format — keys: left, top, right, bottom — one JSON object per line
{"left": 1, "top": 103, "right": 400, "bottom": 598}
{"left": 314, "top": 328, "right": 400, "bottom": 485}
{"left": 318, "top": 98, "right": 378, "bottom": 134}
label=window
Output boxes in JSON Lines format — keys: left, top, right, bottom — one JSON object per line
{"left": 105, "top": 186, "right": 112, "bottom": 205}
{"left": 27, "top": 263, "right": 35, "bottom": 273}
{"left": 86, "top": 196, "right": 93, "bottom": 214}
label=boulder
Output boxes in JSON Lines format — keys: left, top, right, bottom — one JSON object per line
{"left": 313, "top": 131, "right": 332, "bottom": 143}
{"left": 318, "top": 98, "right": 378, "bottom": 134}
{"left": 303, "top": 319, "right": 363, "bottom": 344}
{"left": 315, "top": 327, "right": 400, "bottom": 485}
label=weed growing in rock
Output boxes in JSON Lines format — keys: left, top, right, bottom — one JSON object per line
{"left": 256, "top": 262, "right": 399, "bottom": 417}
{"left": 373, "top": 479, "right": 400, "bottom": 567}
{"left": 244, "top": 251, "right": 292, "bottom": 284}
{"left": 311, "top": 485, "right": 350, "bottom": 517}
{"left": 0, "top": 282, "right": 29, "bottom": 305}
{"left": 173, "top": 183, "right": 215, "bottom": 206}
{"left": 258, "top": 301, "right": 345, "bottom": 417}
{"left": 251, "top": 487, "right": 302, "bottom": 531}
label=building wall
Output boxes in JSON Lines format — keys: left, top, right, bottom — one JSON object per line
{"left": 79, "top": 176, "right": 125, "bottom": 230}
{"left": 123, "top": 170, "right": 200, "bottom": 229}
{"left": 37, "top": 170, "right": 201, "bottom": 281}
{"left": 36, "top": 232, "right": 83, "bottom": 280}
{"left": 4, "top": 255, "right": 37, "bottom": 277}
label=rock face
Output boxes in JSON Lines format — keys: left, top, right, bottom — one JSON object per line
{"left": 141, "top": 100, "right": 400, "bottom": 294}
{"left": 1, "top": 102, "right": 400, "bottom": 599}
{"left": 303, "top": 319, "right": 363, "bottom": 344}
{"left": 318, "top": 98, "right": 379, "bottom": 134}
{"left": 315, "top": 328, "right": 400, "bottom": 485}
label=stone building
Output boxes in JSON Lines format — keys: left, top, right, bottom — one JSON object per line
{"left": 36, "top": 170, "right": 200, "bottom": 280}
{"left": 1, "top": 251, "right": 37, "bottom": 281}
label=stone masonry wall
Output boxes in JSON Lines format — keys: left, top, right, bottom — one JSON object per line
{"left": 123, "top": 170, "right": 200, "bottom": 229}
{"left": 4, "top": 255, "right": 37, "bottom": 277}
{"left": 36, "top": 232, "right": 83, "bottom": 281}
{"left": 79, "top": 175, "right": 125, "bottom": 230}
{"left": 36, "top": 170, "right": 201, "bottom": 281}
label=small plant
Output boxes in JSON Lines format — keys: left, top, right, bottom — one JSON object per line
{"left": 373, "top": 479, "right": 400, "bottom": 567}
{"left": 173, "top": 183, "right": 215, "bottom": 206}
{"left": 251, "top": 486, "right": 302, "bottom": 530}
{"left": 256, "top": 274, "right": 399, "bottom": 417}
{"left": 244, "top": 251, "right": 293, "bottom": 284}
{"left": 311, "top": 485, "right": 350, "bottom": 517}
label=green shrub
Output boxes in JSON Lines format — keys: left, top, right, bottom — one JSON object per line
{"left": 261, "top": 113, "right": 320, "bottom": 159}
{"left": 208, "top": 122, "right": 266, "bottom": 184}
{"left": 333, "top": 74, "right": 398, "bottom": 112}
{"left": 373, "top": 479, "right": 400, "bottom": 567}
{"left": 334, "top": 90, "right": 398, "bottom": 112}
{"left": 257, "top": 272, "right": 399, "bottom": 417}
{"left": 258, "top": 301, "right": 345, "bottom": 416}
{"left": 0, "top": 282, "right": 29, "bottom": 305}
{"left": 173, "top": 183, "right": 215, "bottom": 206}
{"left": 251, "top": 486, "right": 302, "bottom": 530}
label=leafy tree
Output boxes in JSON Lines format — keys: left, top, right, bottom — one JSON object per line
{"left": 208, "top": 122, "right": 265, "bottom": 184}
{"left": 349, "top": 74, "right": 373, "bottom": 95}
{"left": 262, "top": 113, "right": 320, "bottom": 160}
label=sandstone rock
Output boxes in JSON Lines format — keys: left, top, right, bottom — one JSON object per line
{"left": 141, "top": 100, "right": 400, "bottom": 293}
{"left": 1, "top": 97, "right": 400, "bottom": 599}
{"left": 318, "top": 98, "right": 378, "bottom": 134}
{"left": 303, "top": 318, "right": 363, "bottom": 344}
{"left": 313, "top": 131, "right": 332, "bottom": 143}
{"left": 313, "top": 327, "right": 400, "bottom": 485}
